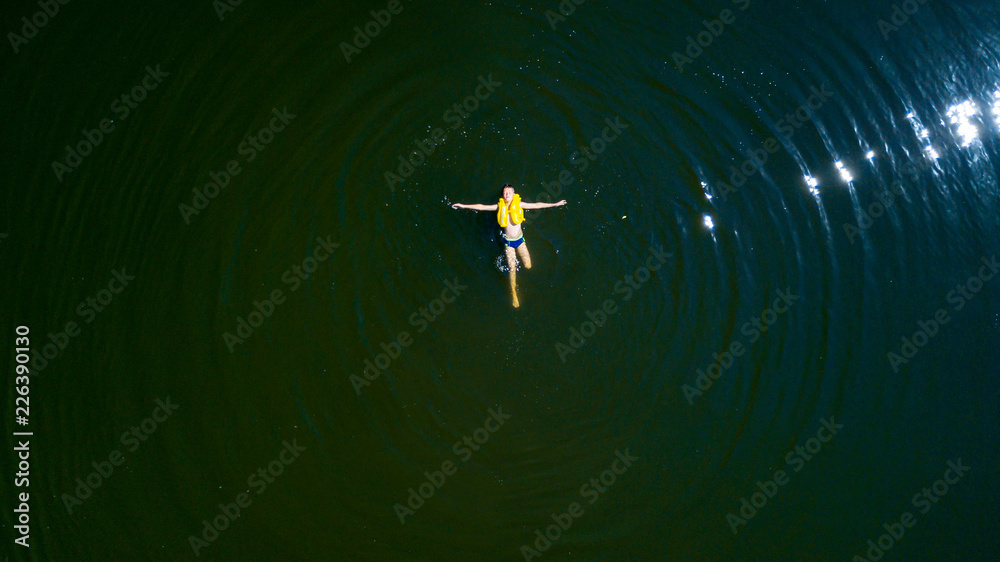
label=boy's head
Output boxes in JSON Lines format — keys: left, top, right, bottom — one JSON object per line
{"left": 501, "top": 184, "right": 514, "bottom": 202}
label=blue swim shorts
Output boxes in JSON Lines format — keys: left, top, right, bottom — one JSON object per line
{"left": 504, "top": 234, "right": 524, "bottom": 248}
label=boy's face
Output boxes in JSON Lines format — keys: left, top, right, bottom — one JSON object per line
{"left": 502, "top": 186, "right": 514, "bottom": 203}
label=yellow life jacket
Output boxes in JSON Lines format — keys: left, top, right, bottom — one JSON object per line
{"left": 497, "top": 194, "right": 525, "bottom": 227}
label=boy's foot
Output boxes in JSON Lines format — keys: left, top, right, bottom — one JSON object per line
{"left": 512, "top": 294, "right": 520, "bottom": 308}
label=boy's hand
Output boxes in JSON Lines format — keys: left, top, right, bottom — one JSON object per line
{"left": 555, "top": 200, "right": 567, "bottom": 206}
{"left": 452, "top": 203, "right": 465, "bottom": 209}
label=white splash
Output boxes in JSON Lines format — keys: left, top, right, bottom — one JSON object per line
{"left": 992, "top": 91, "right": 1000, "bottom": 128}
{"left": 834, "top": 161, "right": 853, "bottom": 182}
{"left": 946, "top": 100, "right": 980, "bottom": 147}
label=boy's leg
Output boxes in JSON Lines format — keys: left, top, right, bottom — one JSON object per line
{"left": 505, "top": 246, "right": 519, "bottom": 308}
{"left": 516, "top": 241, "right": 532, "bottom": 269}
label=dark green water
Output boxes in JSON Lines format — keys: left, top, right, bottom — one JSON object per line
{"left": 3, "top": 0, "right": 999, "bottom": 560}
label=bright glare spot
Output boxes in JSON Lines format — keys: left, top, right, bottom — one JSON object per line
{"left": 906, "top": 112, "right": 915, "bottom": 119}
{"left": 804, "top": 175, "right": 818, "bottom": 187}
{"left": 701, "top": 181, "right": 712, "bottom": 200}
{"left": 703, "top": 215, "right": 715, "bottom": 229}
{"left": 919, "top": 128, "right": 930, "bottom": 139}
{"left": 809, "top": 186, "right": 820, "bottom": 196}
{"left": 946, "top": 100, "right": 980, "bottom": 147}
{"left": 866, "top": 151, "right": 876, "bottom": 160}
{"left": 835, "top": 161, "right": 853, "bottom": 182}
{"left": 925, "top": 146, "right": 940, "bottom": 159}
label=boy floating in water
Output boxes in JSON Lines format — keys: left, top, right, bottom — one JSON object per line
{"left": 452, "top": 184, "right": 567, "bottom": 308}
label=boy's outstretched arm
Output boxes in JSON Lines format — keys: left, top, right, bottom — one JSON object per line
{"left": 452, "top": 203, "right": 499, "bottom": 211}
{"left": 520, "top": 200, "right": 567, "bottom": 209}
